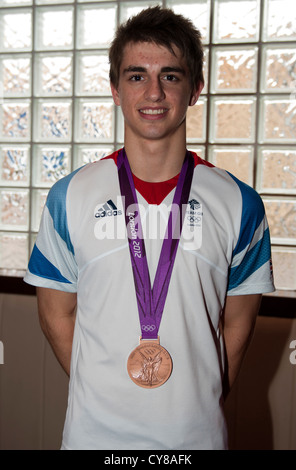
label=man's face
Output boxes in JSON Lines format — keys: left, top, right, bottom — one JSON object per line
{"left": 111, "top": 41, "right": 203, "bottom": 145}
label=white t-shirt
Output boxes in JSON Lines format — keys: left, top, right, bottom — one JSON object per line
{"left": 24, "top": 150, "right": 275, "bottom": 450}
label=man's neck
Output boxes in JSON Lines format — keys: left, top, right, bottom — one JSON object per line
{"left": 124, "top": 138, "right": 187, "bottom": 183}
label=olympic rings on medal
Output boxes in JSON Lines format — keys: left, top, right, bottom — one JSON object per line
{"left": 141, "top": 325, "right": 156, "bottom": 332}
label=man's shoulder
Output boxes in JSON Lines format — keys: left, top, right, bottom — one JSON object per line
{"left": 225, "top": 171, "right": 265, "bottom": 217}
{"left": 194, "top": 159, "right": 263, "bottom": 211}
{"left": 72, "top": 149, "right": 120, "bottom": 184}
{"left": 48, "top": 150, "right": 119, "bottom": 200}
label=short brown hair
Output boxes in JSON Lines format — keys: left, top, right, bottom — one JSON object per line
{"left": 109, "top": 6, "right": 204, "bottom": 91}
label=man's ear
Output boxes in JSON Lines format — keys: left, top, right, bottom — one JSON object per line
{"left": 111, "top": 82, "right": 121, "bottom": 106}
{"left": 189, "top": 81, "right": 204, "bottom": 106}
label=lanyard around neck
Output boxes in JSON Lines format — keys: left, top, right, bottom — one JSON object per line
{"left": 117, "top": 148, "right": 194, "bottom": 340}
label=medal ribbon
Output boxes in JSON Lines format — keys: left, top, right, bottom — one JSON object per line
{"left": 117, "top": 148, "right": 194, "bottom": 340}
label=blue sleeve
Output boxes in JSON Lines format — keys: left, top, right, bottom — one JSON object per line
{"left": 24, "top": 169, "right": 81, "bottom": 292}
{"left": 227, "top": 173, "right": 275, "bottom": 295}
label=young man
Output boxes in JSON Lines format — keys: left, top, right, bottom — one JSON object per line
{"left": 24, "top": 7, "right": 275, "bottom": 450}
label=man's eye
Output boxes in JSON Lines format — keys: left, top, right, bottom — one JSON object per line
{"left": 163, "top": 74, "right": 179, "bottom": 82}
{"left": 129, "top": 75, "right": 143, "bottom": 81}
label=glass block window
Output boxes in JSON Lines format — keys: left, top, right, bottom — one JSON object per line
{"left": 0, "top": 0, "right": 295, "bottom": 297}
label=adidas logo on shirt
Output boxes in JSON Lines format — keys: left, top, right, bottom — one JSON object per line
{"left": 94, "top": 199, "right": 122, "bottom": 218}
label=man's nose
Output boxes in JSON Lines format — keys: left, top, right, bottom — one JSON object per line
{"left": 144, "top": 77, "right": 165, "bottom": 101}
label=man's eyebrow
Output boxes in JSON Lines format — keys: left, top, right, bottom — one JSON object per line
{"left": 123, "top": 66, "right": 147, "bottom": 74}
{"left": 160, "top": 67, "right": 186, "bottom": 75}
{"left": 123, "top": 66, "right": 186, "bottom": 74}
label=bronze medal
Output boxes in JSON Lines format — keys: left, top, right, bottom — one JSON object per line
{"left": 127, "top": 337, "right": 173, "bottom": 388}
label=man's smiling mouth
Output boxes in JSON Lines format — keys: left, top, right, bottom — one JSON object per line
{"left": 140, "top": 108, "right": 168, "bottom": 115}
